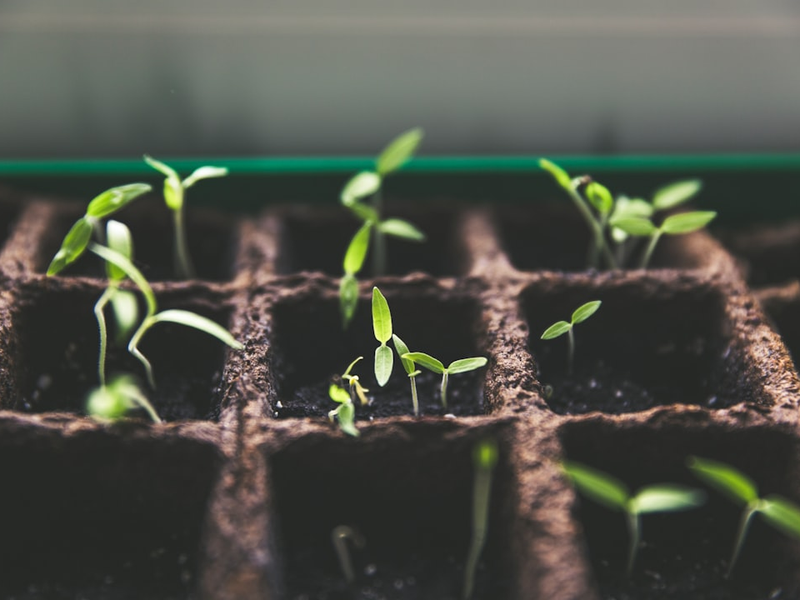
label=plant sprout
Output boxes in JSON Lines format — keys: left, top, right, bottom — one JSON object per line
{"left": 144, "top": 155, "right": 228, "bottom": 279}
{"left": 341, "top": 356, "right": 370, "bottom": 406}
{"left": 392, "top": 334, "right": 421, "bottom": 416}
{"left": 339, "top": 129, "right": 426, "bottom": 327}
{"left": 86, "top": 374, "right": 161, "bottom": 423}
{"left": 372, "top": 287, "right": 394, "bottom": 387}
{"left": 563, "top": 460, "right": 706, "bottom": 576}
{"left": 331, "top": 525, "right": 366, "bottom": 583}
{"left": 328, "top": 383, "right": 359, "bottom": 438}
{"left": 541, "top": 300, "right": 601, "bottom": 375}
{"left": 688, "top": 456, "right": 800, "bottom": 578}
{"left": 401, "top": 352, "right": 487, "bottom": 410}
{"left": 463, "top": 439, "right": 499, "bottom": 600}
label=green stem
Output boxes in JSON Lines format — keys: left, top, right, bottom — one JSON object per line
{"left": 727, "top": 505, "right": 758, "bottom": 579}
{"left": 463, "top": 459, "right": 494, "bottom": 599}
{"left": 640, "top": 231, "right": 663, "bottom": 269}
{"left": 410, "top": 374, "right": 419, "bottom": 417}
{"left": 173, "top": 207, "right": 195, "bottom": 279}
{"left": 441, "top": 371, "right": 450, "bottom": 410}
{"left": 128, "top": 388, "right": 162, "bottom": 423}
{"left": 128, "top": 317, "right": 157, "bottom": 389}
{"left": 567, "top": 327, "right": 575, "bottom": 376}
{"left": 626, "top": 510, "right": 641, "bottom": 577}
{"left": 331, "top": 526, "right": 365, "bottom": 584}
{"left": 371, "top": 188, "right": 386, "bottom": 276}
{"left": 567, "top": 186, "right": 617, "bottom": 270}
{"left": 94, "top": 287, "right": 115, "bottom": 387}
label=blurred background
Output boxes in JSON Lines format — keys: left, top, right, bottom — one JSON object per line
{"left": 2, "top": 0, "right": 800, "bottom": 159}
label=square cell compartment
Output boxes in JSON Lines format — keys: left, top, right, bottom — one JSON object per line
{"left": 718, "top": 220, "right": 800, "bottom": 288}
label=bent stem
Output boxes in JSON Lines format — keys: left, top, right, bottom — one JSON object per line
{"left": 640, "top": 231, "right": 663, "bottom": 269}
{"left": 94, "top": 287, "right": 115, "bottom": 387}
{"left": 626, "top": 510, "right": 641, "bottom": 577}
{"left": 728, "top": 505, "right": 758, "bottom": 579}
{"left": 128, "top": 317, "right": 157, "bottom": 389}
{"left": 173, "top": 207, "right": 195, "bottom": 279}
{"left": 331, "top": 525, "right": 365, "bottom": 584}
{"left": 566, "top": 185, "right": 617, "bottom": 270}
{"left": 128, "top": 386, "right": 162, "bottom": 423}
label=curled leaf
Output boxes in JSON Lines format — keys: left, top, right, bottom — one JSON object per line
{"left": 329, "top": 384, "right": 351, "bottom": 404}
{"left": 586, "top": 182, "right": 613, "bottom": 215}
{"left": 47, "top": 217, "right": 93, "bottom": 275}
{"left": 539, "top": 159, "right": 572, "bottom": 190}
{"left": 85, "top": 183, "right": 152, "bottom": 219}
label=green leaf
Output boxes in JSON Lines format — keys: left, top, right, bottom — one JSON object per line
{"left": 143, "top": 155, "right": 180, "bottom": 180}
{"left": 162, "top": 177, "right": 184, "bottom": 211}
{"left": 336, "top": 401, "right": 360, "bottom": 437}
{"left": 562, "top": 461, "right": 629, "bottom": 511}
{"left": 329, "top": 384, "right": 351, "bottom": 404}
{"left": 661, "top": 211, "right": 717, "bottom": 235}
{"left": 571, "top": 300, "right": 601, "bottom": 324}
{"left": 374, "top": 344, "right": 394, "bottom": 387}
{"left": 342, "top": 356, "right": 364, "bottom": 378}
{"left": 541, "top": 321, "right": 571, "bottom": 340}
{"left": 760, "top": 496, "right": 800, "bottom": 539}
{"left": 448, "top": 357, "right": 488, "bottom": 374}
{"left": 652, "top": 180, "right": 702, "bottom": 211}
{"left": 372, "top": 287, "right": 392, "bottom": 344}
{"left": 585, "top": 182, "right": 613, "bottom": 215}
{"left": 47, "top": 217, "right": 93, "bottom": 275}
{"left": 378, "top": 218, "right": 426, "bottom": 242}
{"left": 631, "top": 485, "right": 706, "bottom": 514}
{"left": 376, "top": 128, "right": 423, "bottom": 175}
{"left": 613, "top": 197, "right": 654, "bottom": 220}
{"left": 148, "top": 309, "right": 244, "bottom": 350}
{"left": 88, "top": 243, "right": 157, "bottom": 316}
{"left": 86, "top": 383, "right": 130, "bottom": 420}
{"left": 105, "top": 220, "right": 134, "bottom": 281}
{"left": 85, "top": 183, "right": 152, "bottom": 219}
{"left": 109, "top": 290, "right": 139, "bottom": 340}
{"left": 343, "top": 222, "right": 372, "bottom": 275}
{"left": 341, "top": 171, "right": 381, "bottom": 206}
{"left": 610, "top": 217, "right": 658, "bottom": 237}
{"left": 402, "top": 352, "right": 445, "bottom": 374}
{"left": 392, "top": 334, "right": 414, "bottom": 375}
{"left": 473, "top": 439, "right": 499, "bottom": 470}
{"left": 348, "top": 202, "right": 379, "bottom": 223}
{"left": 182, "top": 166, "right": 228, "bottom": 188}
{"left": 339, "top": 274, "right": 359, "bottom": 328}
{"left": 539, "top": 158, "right": 572, "bottom": 190}
{"left": 688, "top": 457, "right": 759, "bottom": 505}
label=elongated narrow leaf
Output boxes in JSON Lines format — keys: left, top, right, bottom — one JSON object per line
{"left": 687, "top": 456, "right": 758, "bottom": 506}
{"left": 378, "top": 218, "right": 426, "bottom": 242}
{"left": 448, "top": 357, "right": 488, "bottom": 374}
{"left": 143, "top": 155, "right": 180, "bottom": 180}
{"left": 376, "top": 128, "right": 423, "bottom": 175}
{"left": 610, "top": 217, "right": 658, "bottom": 237}
{"left": 329, "top": 384, "right": 351, "bottom": 404}
{"left": 571, "top": 300, "right": 602, "bottom": 324}
{"left": 586, "top": 182, "right": 613, "bottom": 215}
{"left": 47, "top": 217, "right": 94, "bottom": 275}
{"left": 352, "top": 380, "right": 370, "bottom": 405}
{"left": 539, "top": 159, "right": 572, "bottom": 190}
{"left": 343, "top": 223, "right": 372, "bottom": 275}
{"left": 88, "top": 243, "right": 157, "bottom": 316}
{"left": 372, "top": 287, "right": 392, "bottom": 343}
{"left": 375, "top": 344, "right": 394, "bottom": 387}
{"left": 631, "top": 485, "right": 706, "bottom": 514}
{"left": 661, "top": 211, "right": 716, "bottom": 235}
{"left": 86, "top": 183, "right": 152, "bottom": 219}
{"left": 562, "top": 461, "right": 629, "bottom": 511}
{"left": 341, "top": 171, "right": 381, "bottom": 205}
{"left": 183, "top": 166, "right": 228, "bottom": 188}
{"left": 652, "top": 179, "right": 702, "bottom": 211}
{"left": 760, "top": 496, "right": 800, "bottom": 539}
{"left": 109, "top": 289, "right": 139, "bottom": 340}
{"left": 105, "top": 220, "right": 134, "bottom": 281}
{"left": 339, "top": 274, "right": 359, "bottom": 328}
{"left": 343, "top": 356, "right": 364, "bottom": 378}
{"left": 337, "top": 401, "right": 360, "bottom": 437}
{"left": 402, "top": 352, "right": 445, "bottom": 374}
{"left": 348, "top": 202, "right": 379, "bottom": 223}
{"left": 148, "top": 309, "right": 243, "bottom": 349}
{"left": 541, "top": 321, "right": 571, "bottom": 340}
{"left": 392, "top": 334, "right": 415, "bottom": 375}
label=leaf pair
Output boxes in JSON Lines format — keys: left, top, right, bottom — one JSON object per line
{"left": 328, "top": 384, "right": 359, "bottom": 437}
{"left": 541, "top": 300, "right": 601, "bottom": 375}
{"left": 401, "top": 351, "right": 488, "bottom": 410}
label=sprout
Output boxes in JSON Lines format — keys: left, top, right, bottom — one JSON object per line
{"left": 342, "top": 356, "right": 370, "bottom": 406}
{"left": 372, "top": 287, "right": 394, "bottom": 387}
{"left": 328, "top": 383, "right": 359, "bottom": 438}
{"left": 392, "top": 334, "right": 421, "bottom": 416}
{"left": 331, "top": 525, "right": 366, "bottom": 584}
{"left": 86, "top": 374, "right": 161, "bottom": 423}
{"left": 688, "top": 456, "right": 800, "bottom": 578}
{"left": 463, "top": 439, "right": 499, "bottom": 600}
{"left": 563, "top": 460, "right": 706, "bottom": 576}
{"left": 401, "top": 352, "right": 487, "bottom": 410}
{"left": 541, "top": 300, "right": 601, "bottom": 375}
{"left": 144, "top": 155, "right": 228, "bottom": 279}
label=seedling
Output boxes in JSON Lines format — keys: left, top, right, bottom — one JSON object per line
{"left": 401, "top": 352, "right": 487, "bottom": 410}
{"left": 328, "top": 383, "right": 359, "bottom": 437}
{"left": 688, "top": 456, "right": 800, "bottom": 578}
{"left": 341, "top": 356, "right": 370, "bottom": 406}
{"left": 563, "top": 460, "right": 706, "bottom": 576}
{"left": 144, "top": 155, "right": 228, "bottom": 279}
{"left": 372, "top": 287, "right": 394, "bottom": 387}
{"left": 86, "top": 374, "right": 161, "bottom": 423}
{"left": 331, "top": 525, "right": 366, "bottom": 583}
{"left": 392, "top": 334, "right": 421, "bottom": 416}
{"left": 339, "top": 129, "right": 426, "bottom": 327}
{"left": 463, "top": 439, "right": 499, "bottom": 600}
{"left": 541, "top": 300, "right": 601, "bottom": 375}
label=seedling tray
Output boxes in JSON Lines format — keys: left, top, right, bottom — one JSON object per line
{"left": 1, "top": 155, "right": 800, "bottom": 600}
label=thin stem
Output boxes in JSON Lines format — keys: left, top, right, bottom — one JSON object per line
{"left": 371, "top": 188, "right": 386, "bottom": 276}
{"left": 567, "top": 186, "right": 617, "bottom": 270}
{"left": 128, "top": 389, "right": 162, "bottom": 423}
{"left": 173, "top": 207, "right": 195, "bottom": 279}
{"left": 727, "top": 505, "right": 758, "bottom": 579}
{"left": 626, "top": 510, "right": 641, "bottom": 577}
{"left": 94, "top": 288, "right": 115, "bottom": 387}
{"left": 410, "top": 374, "right": 419, "bottom": 417}
{"left": 331, "top": 525, "right": 365, "bottom": 584}
{"left": 441, "top": 371, "right": 449, "bottom": 410}
{"left": 128, "top": 317, "right": 156, "bottom": 389}
{"left": 463, "top": 459, "right": 494, "bottom": 599}
{"left": 567, "top": 327, "right": 575, "bottom": 376}
{"left": 640, "top": 231, "right": 663, "bottom": 269}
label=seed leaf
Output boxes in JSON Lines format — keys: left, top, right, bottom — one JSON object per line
{"left": 378, "top": 218, "right": 426, "bottom": 242}
{"left": 571, "top": 300, "right": 601, "bottom": 324}
{"left": 474, "top": 439, "right": 499, "bottom": 470}
{"left": 341, "top": 171, "right": 382, "bottom": 206}
{"left": 47, "top": 217, "right": 94, "bottom": 275}
{"left": 541, "top": 321, "right": 571, "bottom": 340}
{"left": 539, "top": 159, "right": 572, "bottom": 190}
{"left": 339, "top": 274, "right": 359, "bottom": 328}
{"left": 586, "top": 182, "right": 613, "bottom": 215}
{"left": 183, "top": 166, "right": 228, "bottom": 188}
{"left": 343, "top": 222, "right": 373, "bottom": 275}
{"left": 86, "top": 183, "right": 152, "bottom": 219}
{"left": 337, "top": 401, "right": 360, "bottom": 437}
{"left": 109, "top": 289, "right": 139, "bottom": 340}
{"left": 613, "top": 197, "right": 654, "bottom": 220}
{"left": 343, "top": 356, "right": 364, "bottom": 378}
{"left": 374, "top": 344, "right": 394, "bottom": 387}
{"left": 661, "top": 211, "right": 716, "bottom": 235}
{"left": 329, "top": 384, "right": 351, "bottom": 404}
{"left": 105, "top": 220, "right": 134, "bottom": 281}
{"left": 610, "top": 217, "right": 658, "bottom": 237}
{"left": 372, "top": 287, "right": 392, "bottom": 343}
{"left": 149, "top": 309, "right": 243, "bottom": 350}
{"left": 392, "top": 334, "right": 415, "bottom": 375}
{"left": 376, "top": 128, "right": 423, "bottom": 176}
{"left": 631, "top": 485, "right": 706, "bottom": 514}
{"left": 448, "top": 357, "right": 488, "bottom": 374}
{"left": 143, "top": 155, "right": 179, "bottom": 180}
{"left": 88, "top": 243, "right": 157, "bottom": 316}
{"left": 652, "top": 179, "right": 702, "bottom": 211}
{"left": 687, "top": 457, "right": 758, "bottom": 505}
{"left": 402, "top": 352, "right": 445, "bottom": 374}
{"left": 562, "top": 461, "right": 629, "bottom": 511}
{"left": 162, "top": 177, "right": 183, "bottom": 211}
{"left": 760, "top": 497, "right": 800, "bottom": 539}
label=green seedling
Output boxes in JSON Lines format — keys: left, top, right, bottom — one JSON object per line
{"left": 541, "top": 300, "right": 601, "bottom": 375}
{"left": 401, "top": 352, "right": 487, "bottom": 410}
{"left": 563, "top": 460, "right": 706, "bottom": 576}
{"left": 688, "top": 456, "right": 800, "bottom": 578}
{"left": 144, "top": 155, "right": 228, "bottom": 279}
{"left": 86, "top": 374, "right": 161, "bottom": 423}
{"left": 341, "top": 356, "right": 370, "bottom": 406}
{"left": 47, "top": 183, "right": 152, "bottom": 275}
{"left": 331, "top": 525, "right": 366, "bottom": 583}
{"left": 339, "top": 129, "right": 426, "bottom": 327}
{"left": 463, "top": 439, "right": 499, "bottom": 600}
{"left": 328, "top": 383, "right": 359, "bottom": 437}
{"left": 372, "top": 287, "right": 394, "bottom": 387}
{"left": 392, "top": 334, "right": 421, "bottom": 416}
